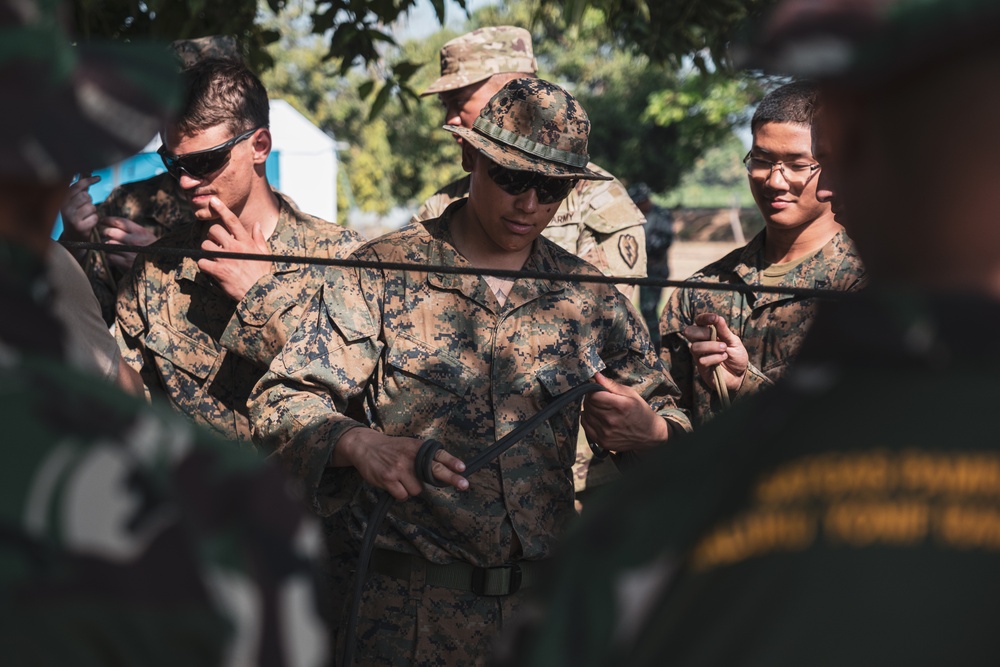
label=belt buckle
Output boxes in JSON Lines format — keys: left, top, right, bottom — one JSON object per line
{"left": 471, "top": 563, "right": 522, "bottom": 596}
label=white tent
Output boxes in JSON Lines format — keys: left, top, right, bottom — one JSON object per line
{"left": 266, "top": 99, "right": 339, "bottom": 222}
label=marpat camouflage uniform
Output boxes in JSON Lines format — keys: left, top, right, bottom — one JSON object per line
{"left": 659, "top": 228, "right": 865, "bottom": 426}
{"left": 117, "top": 193, "right": 363, "bottom": 442}
{"left": 412, "top": 165, "right": 647, "bottom": 299}
{"left": 414, "top": 169, "right": 648, "bottom": 497}
{"left": 65, "top": 172, "right": 197, "bottom": 325}
{"left": 0, "top": 241, "right": 328, "bottom": 666}
{"left": 250, "top": 205, "right": 689, "bottom": 666}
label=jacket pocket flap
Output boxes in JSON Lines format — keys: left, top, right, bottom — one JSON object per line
{"left": 536, "top": 341, "right": 606, "bottom": 397}
{"left": 145, "top": 322, "right": 219, "bottom": 380}
{"left": 387, "top": 333, "right": 472, "bottom": 396}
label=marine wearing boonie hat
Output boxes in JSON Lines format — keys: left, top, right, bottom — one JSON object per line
{"left": 422, "top": 25, "right": 537, "bottom": 96}
{"left": 444, "top": 77, "right": 612, "bottom": 181}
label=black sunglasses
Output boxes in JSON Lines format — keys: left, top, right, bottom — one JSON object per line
{"left": 158, "top": 127, "right": 259, "bottom": 180}
{"left": 487, "top": 162, "right": 579, "bottom": 205}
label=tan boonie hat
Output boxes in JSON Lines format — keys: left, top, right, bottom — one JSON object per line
{"left": 421, "top": 26, "right": 537, "bottom": 97}
{"left": 171, "top": 35, "right": 241, "bottom": 69}
{"left": 445, "top": 78, "right": 611, "bottom": 181}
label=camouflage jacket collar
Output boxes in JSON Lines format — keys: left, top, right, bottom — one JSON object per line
{"left": 733, "top": 227, "right": 863, "bottom": 307}
{"left": 178, "top": 192, "right": 308, "bottom": 284}
{"left": 424, "top": 201, "right": 566, "bottom": 314}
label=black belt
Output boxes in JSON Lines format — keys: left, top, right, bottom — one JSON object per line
{"left": 370, "top": 548, "right": 544, "bottom": 596}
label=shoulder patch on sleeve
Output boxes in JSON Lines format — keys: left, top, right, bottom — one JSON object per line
{"left": 619, "top": 234, "right": 640, "bottom": 269}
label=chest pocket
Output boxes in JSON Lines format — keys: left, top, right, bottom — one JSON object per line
{"left": 535, "top": 340, "right": 606, "bottom": 398}
{"left": 144, "top": 322, "right": 220, "bottom": 381}
{"left": 386, "top": 332, "right": 473, "bottom": 397}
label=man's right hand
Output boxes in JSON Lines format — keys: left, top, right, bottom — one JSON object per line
{"left": 683, "top": 312, "right": 750, "bottom": 395}
{"left": 332, "top": 427, "right": 469, "bottom": 500}
{"left": 60, "top": 174, "right": 102, "bottom": 242}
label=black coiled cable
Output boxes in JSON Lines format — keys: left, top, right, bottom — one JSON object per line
{"left": 342, "top": 382, "right": 607, "bottom": 667}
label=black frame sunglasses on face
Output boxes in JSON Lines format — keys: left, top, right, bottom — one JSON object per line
{"left": 487, "top": 162, "right": 579, "bottom": 205}
{"left": 158, "top": 127, "right": 260, "bottom": 180}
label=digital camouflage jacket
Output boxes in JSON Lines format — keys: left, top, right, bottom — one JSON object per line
{"left": 117, "top": 193, "right": 364, "bottom": 442}
{"left": 251, "top": 204, "right": 687, "bottom": 665}
{"left": 66, "top": 172, "right": 197, "bottom": 325}
{"left": 659, "top": 228, "right": 866, "bottom": 426}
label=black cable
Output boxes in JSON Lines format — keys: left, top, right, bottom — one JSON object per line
{"left": 343, "top": 382, "right": 607, "bottom": 667}
{"left": 62, "top": 240, "right": 860, "bottom": 300}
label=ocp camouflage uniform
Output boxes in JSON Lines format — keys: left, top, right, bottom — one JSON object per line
{"left": 65, "top": 172, "right": 196, "bottom": 325}
{"left": 659, "top": 228, "right": 866, "bottom": 426}
{"left": 250, "top": 205, "right": 690, "bottom": 666}
{"left": 117, "top": 193, "right": 363, "bottom": 442}
{"left": 0, "top": 241, "right": 328, "bottom": 666}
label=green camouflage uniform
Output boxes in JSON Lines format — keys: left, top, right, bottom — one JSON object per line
{"left": 250, "top": 206, "right": 689, "bottom": 666}
{"left": 0, "top": 242, "right": 328, "bottom": 666}
{"left": 116, "top": 193, "right": 363, "bottom": 442}
{"left": 659, "top": 228, "right": 865, "bottom": 426}
{"left": 502, "top": 291, "right": 1000, "bottom": 667}
{"left": 65, "top": 172, "right": 197, "bottom": 325}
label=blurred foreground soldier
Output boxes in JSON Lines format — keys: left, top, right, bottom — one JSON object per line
{"left": 116, "top": 59, "right": 363, "bottom": 442}
{"left": 252, "top": 78, "right": 690, "bottom": 666}
{"left": 60, "top": 36, "right": 239, "bottom": 325}
{"left": 0, "top": 2, "right": 328, "bottom": 664}
{"left": 500, "top": 1, "right": 1000, "bottom": 666}
{"left": 413, "top": 26, "right": 649, "bottom": 499}
{"left": 627, "top": 182, "right": 673, "bottom": 349}
{"left": 659, "top": 81, "right": 865, "bottom": 427}
{"left": 46, "top": 241, "right": 143, "bottom": 393}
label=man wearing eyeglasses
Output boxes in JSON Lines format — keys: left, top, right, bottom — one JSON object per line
{"left": 116, "top": 58, "right": 364, "bottom": 442}
{"left": 251, "top": 78, "right": 690, "bottom": 666}
{"left": 658, "top": 81, "right": 866, "bottom": 427}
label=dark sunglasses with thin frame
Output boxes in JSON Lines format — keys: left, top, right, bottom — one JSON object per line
{"left": 158, "top": 127, "right": 260, "bottom": 180}
{"left": 487, "top": 162, "right": 579, "bottom": 205}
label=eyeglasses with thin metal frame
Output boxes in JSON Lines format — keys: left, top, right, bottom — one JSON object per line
{"left": 158, "top": 127, "right": 260, "bottom": 180}
{"left": 487, "top": 162, "right": 579, "bottom": 205}
{"left": 743, "top": 151, "right": 820, "bottom": 184}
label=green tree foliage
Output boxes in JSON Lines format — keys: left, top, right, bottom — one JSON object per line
{"left": 561, "top": 0, "right": 775, "bottom": 69}
{"left": 259, "top": 2, "right": 466, "bottom": 217}
{"left": 475, "top": 2, "right": 763, "bottom": 193}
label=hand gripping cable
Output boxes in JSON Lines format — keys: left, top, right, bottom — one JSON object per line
{"left": 342, "top": 382, "right": 607, "bottom": 667}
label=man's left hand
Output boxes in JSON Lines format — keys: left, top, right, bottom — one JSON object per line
{"left": 581, "top": 372, "right": 671, "bottom": 453}
{"left": 197, "top": 197, "right": 273, "bottom": 301}
{"left": 100, "top": 216, "right": 159, "bottom": 272}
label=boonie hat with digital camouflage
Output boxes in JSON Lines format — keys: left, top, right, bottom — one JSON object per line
{"left": 0, "top": 0, "right": 180, "bottom": 182}
{"left": 444, "top": 78, "right": 611, "bottom": 181}
{"left": 742, "top": 0, "right": 1000, "bottom": 85}
{"left": 421, "top": 26, "right": 537, "bottom": 96}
